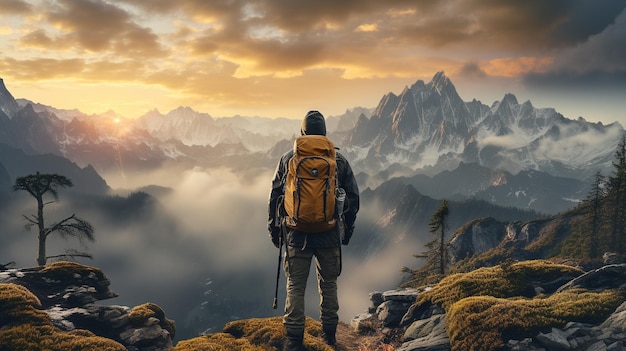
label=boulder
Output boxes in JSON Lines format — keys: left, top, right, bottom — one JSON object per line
{"left": 396, "top": 314, "right": 450, "bottom": 351}
{"left": 0, "top": 261, "right": 117, "bottom": 307}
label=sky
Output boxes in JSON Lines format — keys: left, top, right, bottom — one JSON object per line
{"left": 1, "top": 0, "right": 626, "bottom": 124}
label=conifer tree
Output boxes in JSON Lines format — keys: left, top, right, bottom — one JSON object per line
{"left": 13, "top": 172, "right": 94, "bottom": 266}
{"left": 429, "top": 200, "right": 450, "bottom": 276}
{"left": 607, "top": 136, "right": 626, "bottom": 253}
{"left": 586, "top": 170, "right": 606, "bottom": 258}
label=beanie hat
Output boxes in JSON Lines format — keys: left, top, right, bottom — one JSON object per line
{"left": 301, "top": 110, "right": 326, "bottom": 136}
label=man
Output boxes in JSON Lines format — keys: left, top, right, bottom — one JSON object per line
{"left": 268, "top": 110, "right": 359, "bottom": 351}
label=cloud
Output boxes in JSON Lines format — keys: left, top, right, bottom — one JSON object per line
{"left": 0, "top": 0, "right": 32, "bottom": 15}
{"left": 0, "top": 57, "right": 86, "bottom": 80}
{"left": 478, "top": 134, "right": 530, "bottom": 150}
{"left": 27, "top": 0, "right": 166, "bottom": 57}
{"left": 522, "top": 9, "right": 626, "bottom": 91}
{"left": 457, "top": 63, "right": 488, "bottom": 79}
{"left": 536, "top": 121, "right": 624, "bottom": 163}
{"left": 1, "top": 161, "right": 415, "bottom": 336}
{"left": 355, "top": 24, "right": 378, "bottom": 33}
{"left": 2, "top": 0, "right": 625, "bottom": 121}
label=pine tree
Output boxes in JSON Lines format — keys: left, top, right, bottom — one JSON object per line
{"left": 607, "top": 136, "right": 626, "bottom": 253}
{"left": 428, "top": 200, "right": 450, "bottom": 276}
{"left": 586, "top": 170, "right": 606, "bottom": 258}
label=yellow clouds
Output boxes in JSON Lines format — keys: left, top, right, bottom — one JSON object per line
{"left": 484, "top": 57, "right": 555, "bottom": 78}
{"left": 0, "top": 27, "right": 14, "bottom": 35}
{"left": 355, "top": 24, "right": 378, "bottom": 32}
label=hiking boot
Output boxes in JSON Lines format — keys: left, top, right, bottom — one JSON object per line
{"left": 283, "top": 331, "right": 304, "bottom": 351}
{"left": 322, "top": 325, "right": 337, "bottom": 346}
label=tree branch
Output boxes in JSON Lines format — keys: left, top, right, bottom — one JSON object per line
{"left": 45, "top": 213, "right": 77, "bottom": 237}
{"left": 22, "top": 214, "right": 39, "bottom": 225}
{"left": 47, "top": 252, "right": 93, "bottom": 261}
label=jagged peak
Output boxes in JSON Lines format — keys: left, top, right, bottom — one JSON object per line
{"left": 522, "top": 100, "right": 533, "bottom": 107}
{"left": 501, "top": 93, "right": 519, "bottom": 105}
{"left": 431, "top": 71, "right": 452, "bottom": 92}
{"left": 167, "top": 105, "right": 212, "bottom": 119}
{"left": 19, "top": 102, "right": 36, "bottom": 114}
{"left": 171, "top": 105, "right": 194, "bottom": 113}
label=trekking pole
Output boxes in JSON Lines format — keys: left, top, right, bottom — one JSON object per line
{"left": 273, "top": 235, "right": 282, "bottom": 309}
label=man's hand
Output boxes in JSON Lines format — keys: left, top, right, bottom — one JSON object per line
{"left": 342, "top": 227, "right": 353, "bottom": 245}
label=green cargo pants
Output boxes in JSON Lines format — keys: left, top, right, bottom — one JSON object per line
{"left": 283, "top": 245, "right": 342, "bottom": 335}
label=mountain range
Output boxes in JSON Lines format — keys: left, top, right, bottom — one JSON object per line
{"left": 342, "top": 72, "right": 622, "bottom": 182}
{"left": 0, "top": 72, "right": 623, "bottom": 213}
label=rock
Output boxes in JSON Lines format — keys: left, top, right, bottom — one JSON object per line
{"left": 0, "top": 261, "right": 117, "bottom": 307}
{"left": 0, "top": 262, "right": 175, "bottom": 351}
{"left": 448, "top": 217, "right": 507, "bottom": 264}
{"left": 557, "top": 264, "right": 626, "bottom": 293}
{"left": 600, "top": 302, "right": 626, "bottom": 331}
{"left": 377, "top": 300, "right": 412, "bottom": 327}
{"left": 536, "top": 327, "right": 570, "bottom": 350}
{"left": 369, "top": 291, "right": 384, "bottom": 307}
{"left": 403, "top": 314, "right": 445, "bottom": 342}
{"left": 396, "top": 314, "right": 450, "bottom": 351}
{"left": 382, "top": 288, "right": 420, "bottom": 302}
{"left": 401, "top": 299, "right": 444, "bottom": 327}
{"left": 603, "top": 253, "right": 624, "bottom": 265}
{"left": 350, "top": 312, "right": 374, "bottom": 333}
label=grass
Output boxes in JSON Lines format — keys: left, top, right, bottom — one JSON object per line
{"left": 447, "top": 289, "right": 625, "bottom": 351}
{"left": 0, "top": 283, "right": 126, "bottom": 351}
{"left": 173, "top": 316, "right": 391, "bottom": 351}
{"left": 129, "top": 302, "right": 176, "bottom": 336}
{"left": 40, "top": 261, "right": 106, "bottom": 280}
{"left": 414, "top": 260, "right": 584, "bottom": 310}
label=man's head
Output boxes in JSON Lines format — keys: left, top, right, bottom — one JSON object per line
{"left": 301, "top": 110, "right": 326, "bottom": 136}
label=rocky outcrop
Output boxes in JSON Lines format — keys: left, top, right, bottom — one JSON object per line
{"left": 0, "top": 262, "right": 175, "bottom": 351}
{"left": 351, "top": 263, "right": 626, "bottom": 351}
{"left": 448, "top": 217, "right": 508, "bottom": 264}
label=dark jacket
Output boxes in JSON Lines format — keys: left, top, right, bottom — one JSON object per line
{"left": 268, "top": 148, "right": 359, "bottom": 248}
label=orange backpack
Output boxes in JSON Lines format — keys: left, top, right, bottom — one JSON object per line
{"left": 284, "top": 135, "right": 337, "bottom": 232}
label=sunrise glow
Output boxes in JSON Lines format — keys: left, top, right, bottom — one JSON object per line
{"left": 0, "top": 1, "right": 624, "bottom": 124}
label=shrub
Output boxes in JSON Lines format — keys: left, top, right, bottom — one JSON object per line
{"left": 129, "top": 302, "right": 176, "bottom": 336}
{"left": 415, "top": 260, "right": 583, "bottom": 310}
{"left": 0, "top": 283, "right": 49, "bottom": 326}
{"left": 446, "top": 289, "right": 625, "bottom": 351}
{"left": 0, "top": 324, "right": 126, "bottom": 351}
{"left": 40, "top": 261, "right": 108, "bottom": 284}
{"left": 173, "top": 316, "right": 335, "bottom": 351}
{"left": 0, "top": 283, "right": 125, "bottom": 351}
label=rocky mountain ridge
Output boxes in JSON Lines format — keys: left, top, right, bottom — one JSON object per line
{"left": 343, "top": 72, "right": 623, "bottom": 181}
{"left": 1, "top": 74, "right": 621, "bottom": 213}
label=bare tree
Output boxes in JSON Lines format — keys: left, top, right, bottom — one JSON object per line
{"left": 13, "top": 172, "right": 94, "bottom": 266}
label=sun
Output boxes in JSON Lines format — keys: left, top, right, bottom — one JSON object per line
{"left": 114, "top": 118, "right": 121, "bottom": 124}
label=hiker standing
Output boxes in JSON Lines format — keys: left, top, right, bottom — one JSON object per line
{"left": 268, "top": 110, "right": 359, "bottom": 351}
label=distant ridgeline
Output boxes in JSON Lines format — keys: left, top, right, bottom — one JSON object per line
{"left": 1, "top": 72, "right": 623, "bottom": 214}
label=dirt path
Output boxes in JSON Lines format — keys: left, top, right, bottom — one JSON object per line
{"left": 334, "top": 321, "right": 394, "bottom": 351}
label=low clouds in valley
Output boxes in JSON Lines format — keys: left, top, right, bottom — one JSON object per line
{"left": 0, "top": 166, "right": 415, "bottom": 341}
